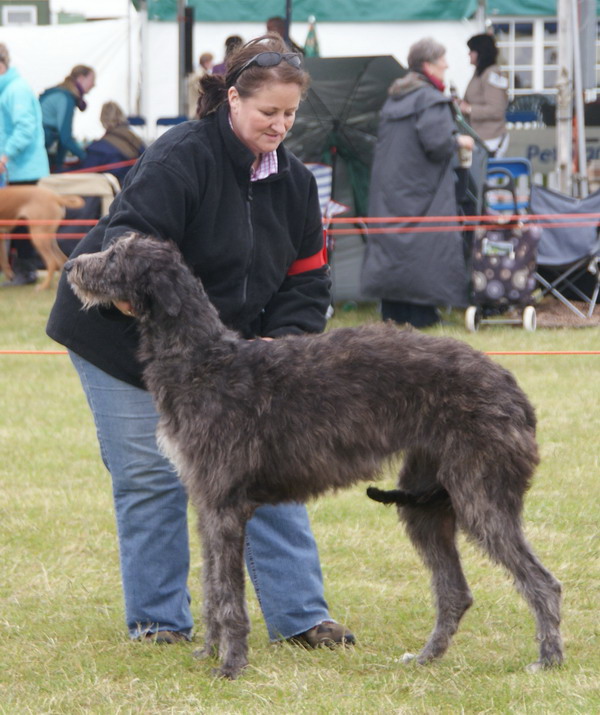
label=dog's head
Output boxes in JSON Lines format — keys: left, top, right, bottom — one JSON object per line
{"left": 65, "top": 233, "right": 189, "bottom": 318}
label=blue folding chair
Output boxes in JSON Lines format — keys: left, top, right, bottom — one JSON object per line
{"left": 155, "top": 115, "right": 188, "bottom": 138}
{"left": 485, "top": 157, "right": 532, "bottom": 212}
{"left": 531, "top": 184, "right": 600, "bottom": 319}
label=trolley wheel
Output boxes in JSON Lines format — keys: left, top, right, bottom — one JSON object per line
{"left": 465, "top": 306, "right": 481, "bottom": 332}
{"left": 522, "top": 305, "right": 537, "bottom": 332}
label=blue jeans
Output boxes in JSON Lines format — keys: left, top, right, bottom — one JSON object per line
{"left": 69, "top": 352, "right": 331, "bottom": 640}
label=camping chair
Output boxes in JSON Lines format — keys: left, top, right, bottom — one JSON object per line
{"left": 155, "top": 115, "right": 187, "bottom": 139}
{"left": 530, "top": 184, "right": 600, "bottom": 319}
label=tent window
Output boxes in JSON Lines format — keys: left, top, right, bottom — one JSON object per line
{"left": 494, "top": 15, "right": 600, "bottom": 98}
{"left": 1, "top": 5, "right": 37, "bottom": 26}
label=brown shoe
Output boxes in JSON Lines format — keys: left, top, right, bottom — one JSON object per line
{"left": 289, "top": 621, "right": 356, "bottom": 648}
{"left": 144, "top": 630, "right": 189, "bottom": 644}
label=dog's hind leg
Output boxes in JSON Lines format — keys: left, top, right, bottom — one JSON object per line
{"left": 195, "top": 503, "right": 250, "bottom": 679}
{"left": 457, "top": 502, "right": 563, "bottom": 671}
{"left": 396, "top": 453, "right": 473, "bottom": 664}
{"left": 400, "top": 502, "right": 474, "bottom": 664}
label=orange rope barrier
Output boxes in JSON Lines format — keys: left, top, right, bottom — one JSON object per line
{"left": 326, "top": 213, "right": 600, "bottom": 223}
{"left": 0, "top": 219, "right": 97, "bottom": 225}
{"left": 65, "top": 158, "right": 137, "bottom": 173}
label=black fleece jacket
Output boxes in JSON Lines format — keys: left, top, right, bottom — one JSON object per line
{"left": 46, "top": 105, "right": 331, "bottom": 388}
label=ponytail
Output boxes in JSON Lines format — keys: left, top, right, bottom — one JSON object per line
{"left": 196, "top": 73, "right": 228, "bottom": 118}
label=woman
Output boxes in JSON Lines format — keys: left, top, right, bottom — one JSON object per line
{"left": 81, "top": 101, "right": 145, "bottom": 185}
{"left": 39, "top": 64, "right": 96, "bottom": 171}
{"left": 361, "top": 37, "right": 474, "bottom": 328}
{"left": 460, "top": 33, "right": 509, "bottom": 157}
{"left": 0, "top": 42, "right": 49, "bottom": 286}
{"left": 47, "top": 35, "right": 354, "bottom": 649}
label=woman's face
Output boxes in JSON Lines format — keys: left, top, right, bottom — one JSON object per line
{"left": 228, "top": 81, "right": 301, "bottom": 159}
{"left": 469, "top": 49, "right": 478, "bottom": 66}
{"left": 79, "top": 71, "right": 96, "bottom": 94}
{"left": 423, "top": 54, "right": 448, "bottom": 82}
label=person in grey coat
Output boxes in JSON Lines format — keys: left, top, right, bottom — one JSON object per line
{"left": 361, "top": 38, "right": 474, "bottom": 327}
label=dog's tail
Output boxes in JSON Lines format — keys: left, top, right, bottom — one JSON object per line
{"left": 58, "top": 195, "right": 85, "bottom": 210}
{"left": 366, "top": 485, "right": 450, "bottom": 507}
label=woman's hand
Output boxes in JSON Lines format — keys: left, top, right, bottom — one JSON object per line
{"left": 457, "top": 134, "right": 475, "bottom": 150}
{"left": 113, "top": 300, "right": 136, "bottom": 317}
{"left": 459, "top": 100, "right": 471, "bottom": 115}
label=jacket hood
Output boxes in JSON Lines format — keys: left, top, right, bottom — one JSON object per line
{"left": 388, "top": 71, "right": 429, "bottom": 99}
{"left": 382, "top": 71, "right": 451, "bottom": 121}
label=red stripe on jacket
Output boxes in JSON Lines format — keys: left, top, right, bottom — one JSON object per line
{"left": 287, "top": 242, "right": 328, "bottom": 276}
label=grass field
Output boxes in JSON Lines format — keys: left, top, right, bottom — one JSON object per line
{"left": 0, "top": 286, "right": 599, "bottom": 714}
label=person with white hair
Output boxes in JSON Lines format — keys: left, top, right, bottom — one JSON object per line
{"left": 362, "top": 37, "right": 474, "bottom": 328}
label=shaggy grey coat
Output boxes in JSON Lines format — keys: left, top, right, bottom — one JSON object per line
{"left": 65, "top": 235, "right": 563, "bottom": 679}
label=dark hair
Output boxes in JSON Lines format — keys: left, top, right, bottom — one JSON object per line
{"left": 196, "top": 34, "right": 309, "bottom": 119}
{"left": 467, "top": 34, "right": 498, "bottom": 76}
{"left": 224, "top": 35, "right": 243, "bottom": 56}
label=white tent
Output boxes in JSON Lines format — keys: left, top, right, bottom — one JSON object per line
{"left": 3, "top": 14, "right": 477, "bottom": 141}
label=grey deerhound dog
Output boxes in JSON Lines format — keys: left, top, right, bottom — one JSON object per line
{"left": 65, "top": 234, "right": 563, "bottom": 679}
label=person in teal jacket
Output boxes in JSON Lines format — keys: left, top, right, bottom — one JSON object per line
{"left": 39, "top": 64, "right": 95, "bottom": 172}
{"left": 0, "top": 42, "right": 50, "bottom": 286}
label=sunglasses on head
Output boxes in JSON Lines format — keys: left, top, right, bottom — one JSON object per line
{"left": 230, "top": 51, "right": 302, "bottom": 85}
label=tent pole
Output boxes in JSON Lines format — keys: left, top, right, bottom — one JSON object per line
{"left": 572, "top": 0, "right": 589, "bottom": 197}
{"left": 177, "top": 0, "right": 186, "bottom": 117}
{"left": 284, "top": 0, "right": 292, "bottom": 44}
{"left": 556, "top": 0, "right": 573, "bottom": 195}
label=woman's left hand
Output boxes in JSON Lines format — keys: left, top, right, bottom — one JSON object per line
{"left": 113, "top": 300, "right": 136, "bottom": 317}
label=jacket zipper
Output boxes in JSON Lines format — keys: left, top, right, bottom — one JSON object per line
{"left": 241, "top": 180, "right": 254, "bottom": 307}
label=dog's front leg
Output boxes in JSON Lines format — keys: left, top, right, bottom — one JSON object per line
{"left": 195, "top": 503, "right": 250, "bottom": 679}
{"left": 192, "top": 508, "right": 222, "bottom": 661}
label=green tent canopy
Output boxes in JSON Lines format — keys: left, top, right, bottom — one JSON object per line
{"left": 131, "top": 2, "right": 599, "bottom": 23}
{"left": 133, "top": 1, "right": 490, "bottom": 23}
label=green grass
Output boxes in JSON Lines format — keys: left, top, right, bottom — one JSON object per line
{"left": 1, "top": 287, "right": 599, "bottom": 714}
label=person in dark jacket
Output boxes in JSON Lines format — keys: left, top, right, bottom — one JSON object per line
{"left": 81, "top": 101, "right": 145, "bottom": 185}
{"left": 47, "top": 34, "right": 354, "bottom": 649}
{"left": 39, "top": 64, "right": 95, "bottom": 172}
{"left": 361, "top": 37, "right": 474, "bottom": 328}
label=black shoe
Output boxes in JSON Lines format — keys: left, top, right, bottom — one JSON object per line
{"left": 143, "top": 630, "right": 190, "bottom": 644}
{"left": 0, "top": 271, "right": 37, "bottom": 287}
{"left": 0, "top": 258, "right": 37, "bottom": 287}
{"left": 289, "top": 621, "right": 356, "bottom": 648}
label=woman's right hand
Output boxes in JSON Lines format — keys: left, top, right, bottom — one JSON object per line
{"left": 457, "top": 134, "right": 475, "bottom": 150}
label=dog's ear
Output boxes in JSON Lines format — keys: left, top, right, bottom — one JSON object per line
{"left": 146, "top": 270, "right": 183, "bottom": 317}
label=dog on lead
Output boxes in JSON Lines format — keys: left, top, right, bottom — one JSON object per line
{"left": 65, "top": 234, "right": 563, "bottom": 679}
{"left": 0, "top": 185, "right": 84, "bottom": 289}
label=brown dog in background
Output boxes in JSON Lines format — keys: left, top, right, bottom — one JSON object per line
{"left": 0, "top": 185, "right": 85, "bottom": 290}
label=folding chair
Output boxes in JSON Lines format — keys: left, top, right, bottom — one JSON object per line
{"left": 530, "top": 184, "right": 600, "bottom": 319}
{"left": 155, "top": 115, "right": 188, "bottom": 138}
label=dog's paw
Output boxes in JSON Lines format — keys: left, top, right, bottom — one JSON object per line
{"left": 213, "top": 661, "right": 247, "bottom": 680}
{"left": 192, "top": 645, "right": 217, "bottom": 660}
{"left": 401, "top": 652, "right": 417, "bottom": 664}
{"left": 525, "top": 657, "right": 563, "bottom": 673}
{"left": 525, "top": 661, "right": 544, "bottom": 674}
